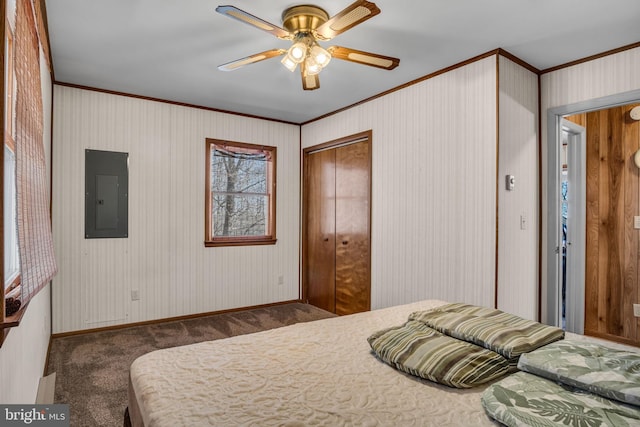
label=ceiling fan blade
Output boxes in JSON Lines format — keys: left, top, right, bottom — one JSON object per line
{"left": 216, "top": 5, "right": 292, "bottom": 39}
{"left": 314, "top": 0, "right": 380, "bottom": 40}
{"left": 218, "top": 49, "right": 286, "bottom": 71}
{"left": 300, "top": 63, "right": 320, "bottom": 90}
{"left": 327, "top": 46, "right": 399, "bottom": 70}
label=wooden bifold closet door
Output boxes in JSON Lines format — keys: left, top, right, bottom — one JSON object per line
{"left": 303, "top": 135, "right": 371, "bottom": 316}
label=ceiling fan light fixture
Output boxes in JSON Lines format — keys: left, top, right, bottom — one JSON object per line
{"left": 216, "top": 2, "right": 400, "bottom": 90}
{"left": 305, "top": 56, "right": 322, "bottom": 75}
{"left": 281, "top": 55, "right": 298, "bottom": 72}
{"left": 310, "top": 44, "right": 331, "bottom": 68}
{"left": 289, "top": 41, "right": 308, "bottom": 62}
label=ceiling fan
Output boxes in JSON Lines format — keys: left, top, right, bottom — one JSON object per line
{"left": 216, "top": 1, "right": 400, "bottom": 90}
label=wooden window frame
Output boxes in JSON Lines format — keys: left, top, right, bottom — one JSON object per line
{"left": 204, "top": 138, "right": 277, "bottom": 247}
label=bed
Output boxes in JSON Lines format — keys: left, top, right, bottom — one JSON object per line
{"left": 126, "top": 299, "right": 639, "bottom": 426}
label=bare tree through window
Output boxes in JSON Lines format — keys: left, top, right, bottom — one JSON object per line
{"left": 205, "top": 139, "right": 276, "bottom": 246}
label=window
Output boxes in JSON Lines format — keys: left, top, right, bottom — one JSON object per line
{"left": 205, "top": 139, "right": 276, "bottom": 247}
{"left": 4, "top": 144, "right": 20, "bottom": 294}
{"left": 4, "top": 20, "right": 20, "bottom": 310}
{"left": 2, "top": 0, "right": 58, "bottom": 338}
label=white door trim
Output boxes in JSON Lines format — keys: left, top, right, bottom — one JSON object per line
{"left": 545, "top": 89, "right": 640, "bottom": 327}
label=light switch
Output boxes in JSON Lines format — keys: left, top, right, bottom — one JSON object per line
{"left": 505, "top": 175, "right": 515, "bottom": 191}
{"left": 635, "top": 216, "right": 640, "bottom": 229}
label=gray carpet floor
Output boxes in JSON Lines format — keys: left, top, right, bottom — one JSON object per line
{"left": 46, "top": 303, "right": 336, "bottom": 426}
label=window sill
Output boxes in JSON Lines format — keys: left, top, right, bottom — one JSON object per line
{"left": 1, "top": 300, "right": 29, "bottom": 330}
{"left": 205, "top": 237, "right": 277, "bottom": 247}
{"left": 1, "top": 300, "right": 30, "bottom": 346}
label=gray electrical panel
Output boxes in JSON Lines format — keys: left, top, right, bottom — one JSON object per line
{"left": 85, "top": 149, "right": 128, "bottom": 238}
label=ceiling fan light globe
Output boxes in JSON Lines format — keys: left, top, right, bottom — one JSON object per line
{"left": 281, "top": 55, "right": 297, "bottom": 72}
{"left": 305, "top": 57, "right": 322, "bottom": 75}
{"left": 289, "top": 42, "right": 307, "bottom": 62}
{"left": 310, "top": 45, "right": 331, "bottom": 68}
{"left": 316, "top": 52, "right": 330, "bottom": 66}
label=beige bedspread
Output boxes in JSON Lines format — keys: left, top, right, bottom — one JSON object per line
{"left": 129, "top": 300, "right": 500, "bottom": 426}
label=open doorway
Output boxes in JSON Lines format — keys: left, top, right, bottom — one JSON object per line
{"left": 547, "top": 90, "right": 640, "bottom": 346}
{"left": 558, "top": 119, "right": 586, "bottom": 334}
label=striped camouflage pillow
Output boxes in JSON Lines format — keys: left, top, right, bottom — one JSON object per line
{"left": 368, "top": 320, "right": 510, "bottom": 388}
{"left": 409, "top": 303, "right": 564, "bottom": 364}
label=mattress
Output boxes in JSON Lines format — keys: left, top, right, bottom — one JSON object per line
{"left": 128, "top": 300, "right": 502, "bottom": 426}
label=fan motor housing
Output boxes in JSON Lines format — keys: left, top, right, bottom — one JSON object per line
{"left": 282, "top": 5, "right": 329, "bottom": 34}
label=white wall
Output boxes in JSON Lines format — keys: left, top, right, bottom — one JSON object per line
{"left": 302, "top": 57, "right": 498, "bottom": 310}
{"left": 541, "top": 47, "right": 640, "bottom": 111}
{"left": 0, "top": 47, "right": 52, "bottom": 404}
{"left": 540, "top": 46, "right": 640, "bottom": 321}
{"left": 51, "top": 50, "right": 552, "bottom": 334}
{"left": 55, "top": 43, "right": 620, "bottom": 335}
{"left": 497, "top": 56, "right": 539, "bottom": 320}
{"left": 0, "top": 288, "right": 50, "bottom": 403}
{"left": 52, "top": 87, "right": 300, "bottom": 333}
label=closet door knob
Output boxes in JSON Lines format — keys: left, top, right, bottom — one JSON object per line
{"left": 323, "top": 238, "right": 329, "bottom": 242}
{"left": 342, "top": 240, "right": 348, "bottom": 245}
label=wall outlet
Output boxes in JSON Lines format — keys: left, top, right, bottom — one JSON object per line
{"left": 131, "top": 290, "right": 140, "bottom": 301}
{"left": 634, "top": 304, "right": 640, "bottom": 317}
{"left": 278, "top": 275, "right": 284, "bottom": 286}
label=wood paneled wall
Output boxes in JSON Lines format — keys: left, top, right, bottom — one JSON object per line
{"left": 54, "top": 54, "right": 538, "bottom": 332}
{"left": 50, "top": 45, "right": 640, "bottom": 334}
{"left": 52, "top": 86, "right": 301, "bottom": 333}
{"left": 568, "top": 104, "right": 640, "bottom": 346}
{"left": 302, "top": 57, "right": 499, "bottom": 311}
{"left": 497, "top": 56, "right": 539, "bottom": 320}
{"left": 302, "top": 55, "right": 539, "bottom": 319}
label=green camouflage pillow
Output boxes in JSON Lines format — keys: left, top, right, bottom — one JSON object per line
{"left": 518, "top": 339, "right": 640, "bottom": 407}
{"left": 368, "top": 320, "right": 509, "bottom": 388}
{"left": 482, "top": 371, "right": 640, "bottom": 427}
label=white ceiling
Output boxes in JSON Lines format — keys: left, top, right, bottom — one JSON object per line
{"left": 44, "top": 0, "right": 640, "bottom": 123}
